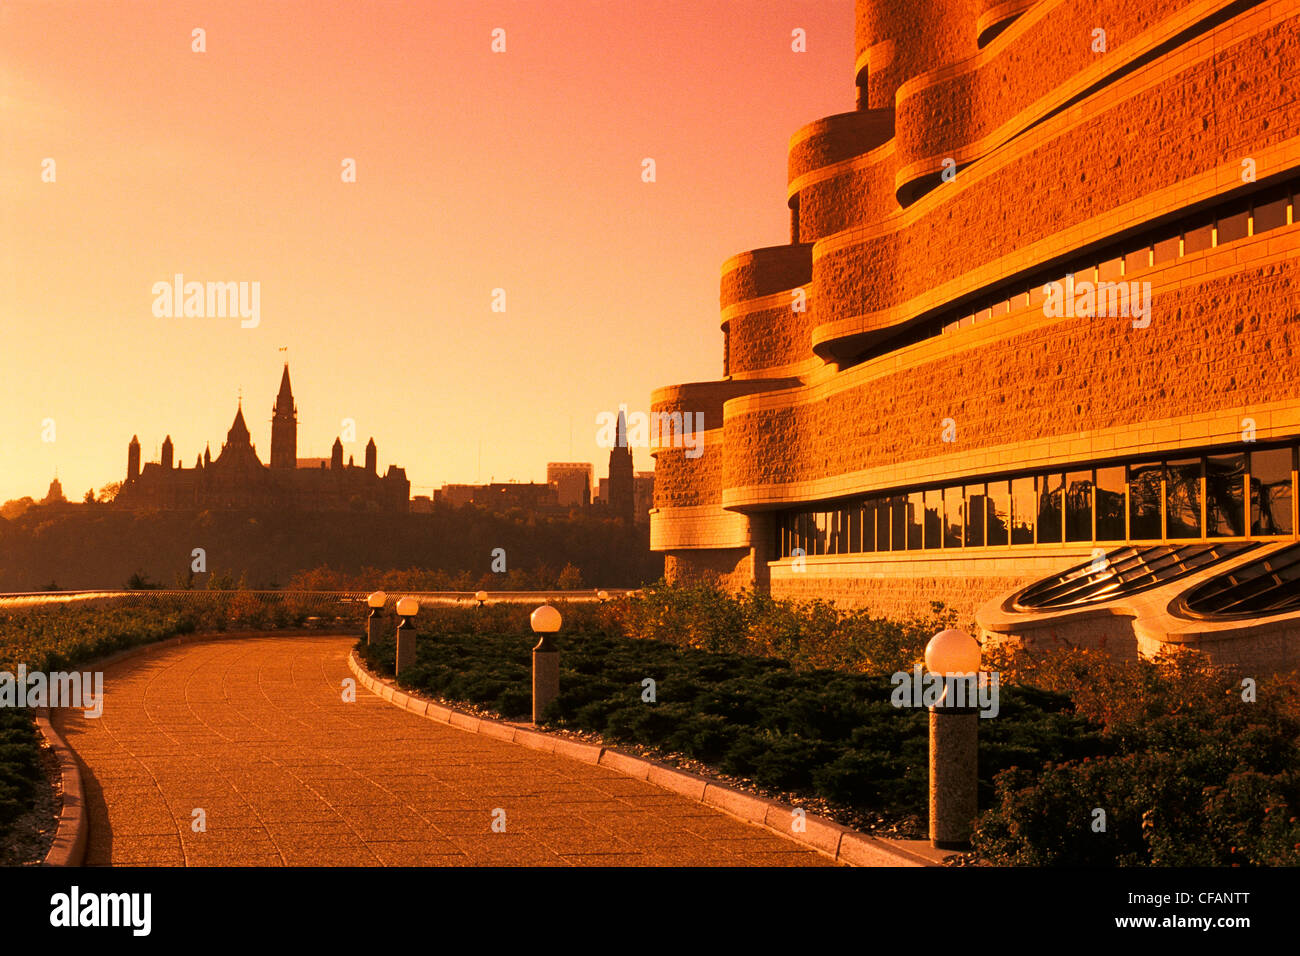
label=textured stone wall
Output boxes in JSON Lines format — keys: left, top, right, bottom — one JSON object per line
{"left": 820, "top": 6, "right": 1300, "bottom": 337}
{"left": 725, "top": 244, "right": 1300, "bottom": 492}
{"left": 725, "top": 295, "right": 817, "bottom": 376}
{"left": 664, "top": 549, "right": 755, "bottom": 591}
{"left": 719, "top": 244, "right": 813, "bottom": 311}
{"left": 855, "top": 0, "right": 983, "bottom": 111}
{"left": 893, "top": 0, "right": 1208, "bottom": 197}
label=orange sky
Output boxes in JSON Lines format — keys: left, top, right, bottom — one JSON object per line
{"left": 1, "top": 0, "right": 852, "bottom": 503}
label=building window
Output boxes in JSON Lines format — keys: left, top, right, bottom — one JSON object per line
{"left": 907, "top": 491, "right": 924, "bottom": 550}
{"left": 943, "top": 487, "right": 963, "bottom": 548}
{"left": 1011, "top": 475, "right": 1035, "bottom": 544}
{"left": 774, "top": 439, "right": 1298, "bottom": 560}
{"left": 889, "top": 495, "right": 906, "bottom": 552}
{"left": 1166, "top": 457, "right": 1203, "bottom": 538}
{"left": 964, "top": 483, "right": 986, "bottom": 547}
{"left": 1206, "top": 452, "right": 1246, "bottom": 537}
{"left": 986, "top": 480, "right": 1010, "bottom": 546}
{"left": 1037, "top": 473, "right": 1064, "bottom": 544}
{"left": 1251, "top": 446, "right": 1293, "bottom": 535}
{"left": 1128, "top": 461, "right": 1163, "bottom": 539}
{"left": 1096, "top": 466, "right": 1126, "bottom": 540}
{"left": 923, "top": 488, "right": 943, "bottom": 549}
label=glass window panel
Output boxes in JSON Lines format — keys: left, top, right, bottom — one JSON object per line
{"left": 1206, "top": 453, "right": 1246, "bottom": 537}
{"left": 1124, "top": 246, "right": 1151, "bottom": 275}
{"left": 907, "top": 491, "right": 924, "bottom": 551}
{"left": 1251, "top": 446, "right": 1294, "bottom": 535}
{"left": 860, "top": 500, "right": 875, "bottom": 553}
{"left": 943, "top": 487, "right": 963, "bottom": 548}
{"left": 886, "top": 496, "right": 904, "bottom": 551}
{"left": 923, "top": 489, "right": 943, "bottom": 549}
{"left": 1152, "top": 234, "right": 1180, "bottom": 264}
{"left": 1128, "top": 462, "right": 1163, "bottom": 539}
{"left": 1011, "top": 476, "right": 1035, "bottom": 544}
{"left": 1253, "top": 191, "right": 1289, "bottom": 234}
{"left": 1064, "top": 470, "right": 1094, "bottom": 542}
{"left": 845, "top": 505, "right": 860, "bottom": 554}
{"left": 964, "top": 483, "right": 986, "bottom": 547}
{"left": 1037, "top": 473, "right": 1064, "bottom": 544}
{"left": 1098, "top": 256, "right": 1124, "bottom": 281}
{"left": 1165, "top": 457, "right": 1203, "bottom": 538}
{"left": 986, "top": 480, "right": 1010, "bottom": 546}
{"left": 1184, "top": 222, "right": 1213, "bottom": 254}
{"left": 1216, "top": 207, "right": 1250, "bottom": 245}
{"left": 1095, "top": 466, "right": 1126, "bottom": 540}
{"left": 875, "top": 497, "right": 891, "bottom": 551}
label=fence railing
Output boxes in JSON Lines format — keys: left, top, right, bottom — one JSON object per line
{"left": 0, "top": 589, "right": 636, "bottom": 609}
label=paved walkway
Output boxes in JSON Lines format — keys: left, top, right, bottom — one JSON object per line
{"left": 52, "top": 635, "right": 829, "bottom": 866}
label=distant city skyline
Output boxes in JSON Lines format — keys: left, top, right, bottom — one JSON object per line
{"left": 0, "top": 0, "right": 854, "bottom": 503}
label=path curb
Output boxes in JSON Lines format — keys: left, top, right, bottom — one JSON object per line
{"left": 348, "top": 649, "right": 945, "bottom": 867}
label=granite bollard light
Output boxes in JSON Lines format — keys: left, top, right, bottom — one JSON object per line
{"left": 366, "top": 590, "right": 386, "bottom": 647}
{"left": 530, "top": 604, "right": 561, "bottom": 725}
{"left": 926, "top": 628, "right": 981, "bottom": 850}
{"left": 395, "top": 597, "right": 419, "bottom": 677}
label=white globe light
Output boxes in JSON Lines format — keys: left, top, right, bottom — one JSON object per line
{"left": 925, "top": 629, "right": 981, "bottom": 675}
{"left": 395, "top": 597, "right": 419, "bottom": 617}
{"left": 475, "top": 590, "right": 488, "bottom": 602}
{"left": 597, "top": 590, "right": 609, "bottom": 601}
{"left": 530, "top": 604, "right": 561, "bottom": 633}
{"left": 367, "top": 591, "right": 387, "bottom": 609}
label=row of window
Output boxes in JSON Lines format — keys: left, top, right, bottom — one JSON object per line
{"left": 942, "top": 179, "right": 1296, "bottom": 335}
{"left": 776, "top": 443, "right": 1297, "bottom": 559}
{"left": 847, "top": 176, "right": 1300, "bottom": 366}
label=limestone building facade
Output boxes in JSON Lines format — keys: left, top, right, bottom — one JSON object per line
{"left": 650, "top": 0, "right": 1300, "bottom": 659}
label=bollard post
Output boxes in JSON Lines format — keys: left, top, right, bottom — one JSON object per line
{"left": 366, "top": 591, "right": 386, "bottom": 647}
{"left": 924, "top": 629, "right": 982, "bottom": 850}
{"left": 394, "top": 596, "right": 419, "bottom": 677}
{"left": 529, "top": 604, "right": 561, "bottom": 725}
{"left": 929, "top": 687, "right": 979, "bottom": 849}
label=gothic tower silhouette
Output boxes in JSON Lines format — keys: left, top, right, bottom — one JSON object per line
{"left": 270, "top": 363, "right": 297, "bottom": 470}
{"left": 607, "top": 409, "right": 634, "bottom": 523}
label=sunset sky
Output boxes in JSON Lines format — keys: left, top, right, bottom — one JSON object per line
{"left": 1, "top": 0, "right": 852, "bottom": 504}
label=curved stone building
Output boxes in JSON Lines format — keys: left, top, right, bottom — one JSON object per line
{"left": 651, "top": 0, "right": 1300, "bottom": 665}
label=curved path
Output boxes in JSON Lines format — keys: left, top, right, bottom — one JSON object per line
{"left": 52, "top": 635, "right": 828, "bottom": 866}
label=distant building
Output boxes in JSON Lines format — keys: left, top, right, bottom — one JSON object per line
{"left": 116, "top": 365, "right": 409, "bottom": 512}
{"left": 434, "top": 481, "right": 559, "bottom": 512}
{"left": 547, "top": 462, "right": 593, "bottom": 507}
{"left": 633, "top": 471, "right": 654, "bottom": 525}
{"left": 41, "top": 476, "right": 67, "bottom": 505}
{"left": 606, "top": 410, "right": 634, "bottom": 523}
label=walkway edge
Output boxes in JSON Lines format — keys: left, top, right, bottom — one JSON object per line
{"left": 348, "top": 648, "right": 944, "bottom": 867}
{"left": 36, "top": 708, "right": 86, "bottom": 867}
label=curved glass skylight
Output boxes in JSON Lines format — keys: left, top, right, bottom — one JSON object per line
{"left": 1014, "top": 542, "right": 1256, "bottom": 611}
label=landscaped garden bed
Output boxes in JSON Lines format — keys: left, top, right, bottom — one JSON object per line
{"left": 360, "top": 585, "right": 1300, "bottom": 866}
